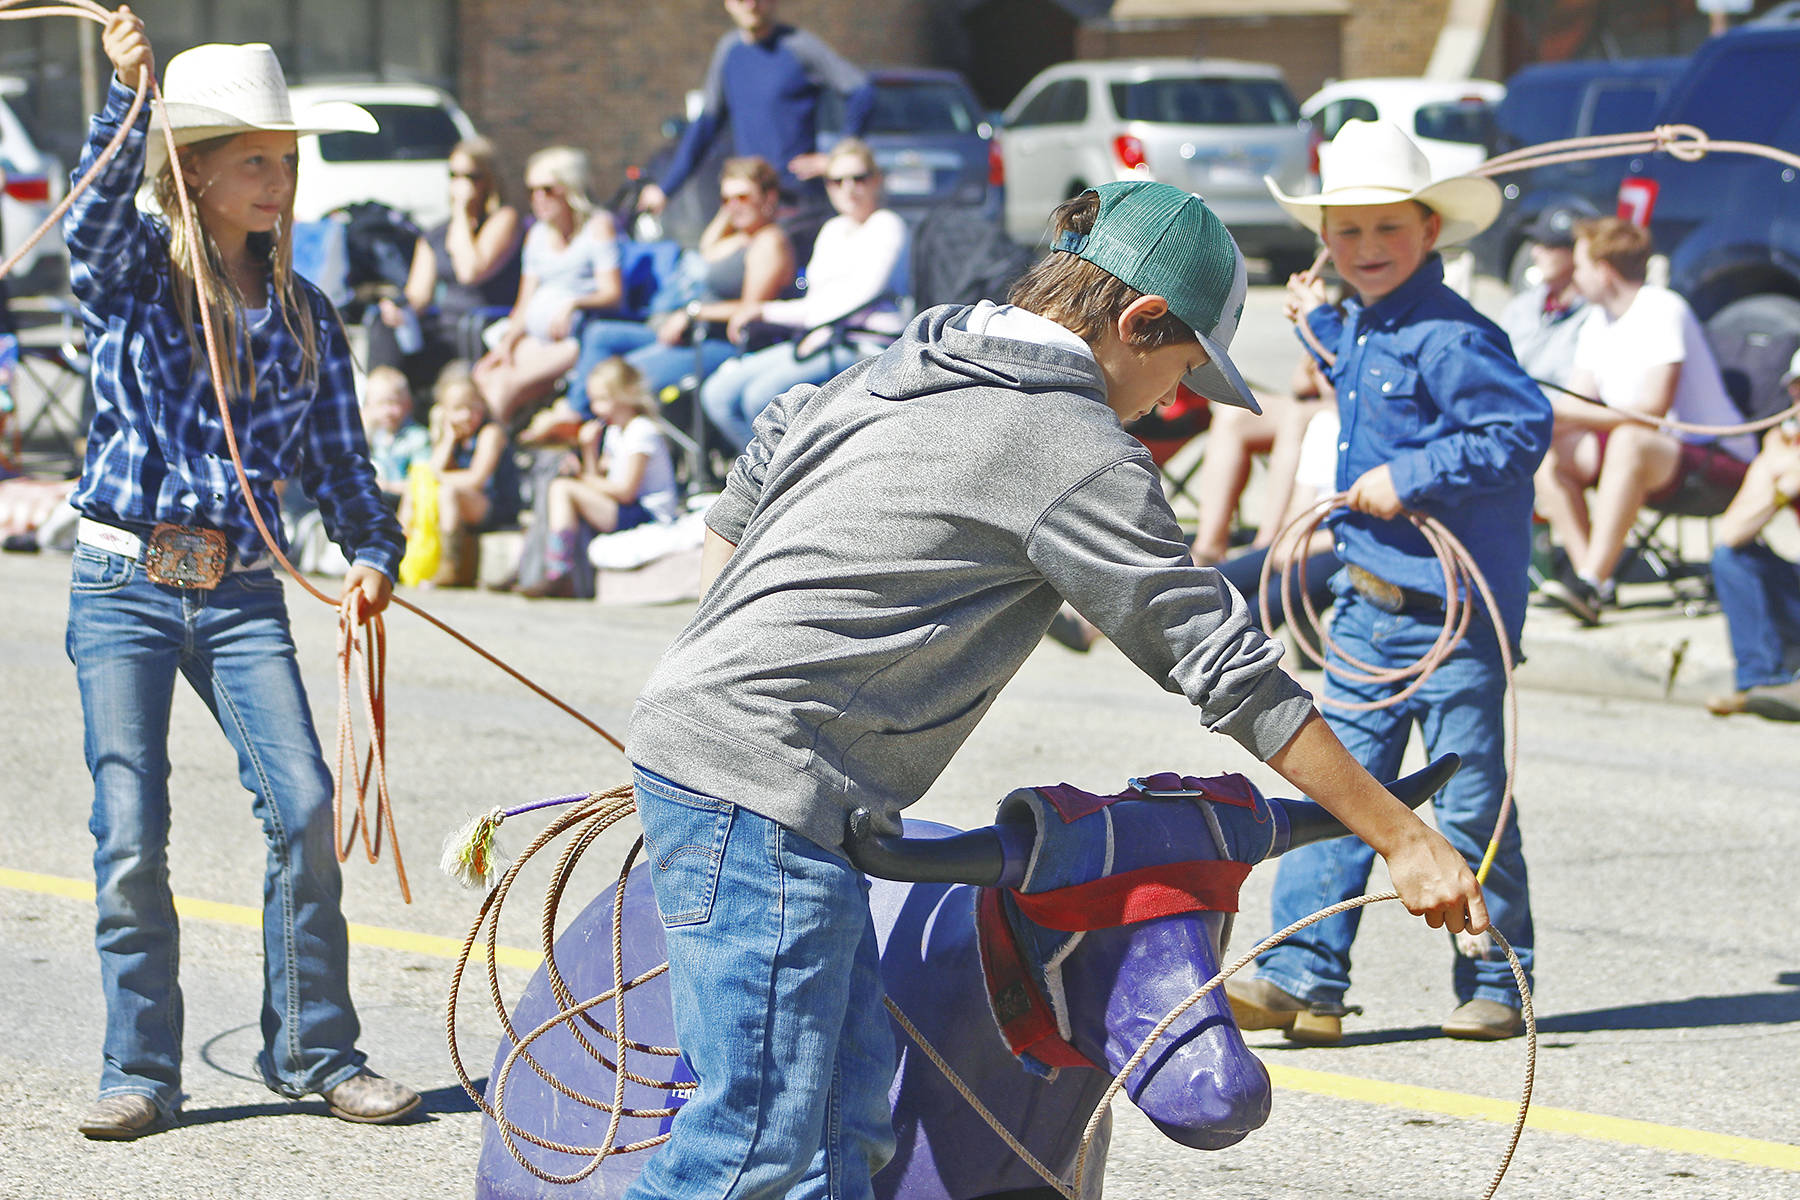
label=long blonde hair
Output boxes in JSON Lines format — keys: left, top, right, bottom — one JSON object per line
{"left": 152, "top": 134, "right": 323, "bottom": 402}
{"left": 453, "top": 136, "right": 506, "bottom": 218}
{"left": 525, "top": 145, "right": 595, "bottom": 224}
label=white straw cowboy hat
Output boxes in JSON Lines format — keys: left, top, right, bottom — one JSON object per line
{"left": 1264, "top": 118, "right": 1501, "bottom": 247}
{"left": 145, "top": 43, "right": 377, "bottom": 181}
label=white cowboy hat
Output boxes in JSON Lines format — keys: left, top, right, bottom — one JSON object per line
{"left": 1264, "top": 118, "right": 1501, "bottom": 247}
{"left": 145, "top": 43, "right": 377, "bottom": 181}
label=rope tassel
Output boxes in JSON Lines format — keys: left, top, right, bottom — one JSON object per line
{"left": 441, "top": 792, "right": 600, "bottom": 890}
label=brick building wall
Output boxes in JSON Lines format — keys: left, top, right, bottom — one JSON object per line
{"left": 459, "top": 0, "right": 935, "bottom": 203}
{"left": 1341, "top": 0, "right": 1453, "bottom": 79}
{"left": 1074, "top": 16, "right": 1345, "bottom": 101}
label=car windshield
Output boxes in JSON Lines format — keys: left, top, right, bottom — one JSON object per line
{"left": 315, "top": 103, "right": 461, "bottom": 163}
{"left": 1109, "top": 77, "right": 1297, "bottom": 125}
{"left": 1414, "top": 99, "right": 1495, "bottom": 145}
{"left": 819, "top": 80, "right": 980, "bottom": 135}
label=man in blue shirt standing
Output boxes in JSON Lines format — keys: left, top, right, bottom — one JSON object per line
{"left": 1230, "top": 120, "right": 1552, "bottom": 1043}
{"left": 636, "top": 0, "right": 874, "bottom": 218}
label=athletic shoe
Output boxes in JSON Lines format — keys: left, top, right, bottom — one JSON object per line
{"left": 1744, "top": 679, "right": 1800, "bottom": 722}
{"left": 1538, "top": 569, "right": 1602, "bottom": 626}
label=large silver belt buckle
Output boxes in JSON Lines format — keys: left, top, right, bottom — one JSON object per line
{"left": 1347, "top": 564, "right": 1405, "bottom": 614}
{"left": 144, "top": 523, "right": 228, "bottom": 589}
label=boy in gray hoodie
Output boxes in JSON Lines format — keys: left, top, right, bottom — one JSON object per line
{"left": 621, "top": 181, "right": 1487, "bottom": 1200}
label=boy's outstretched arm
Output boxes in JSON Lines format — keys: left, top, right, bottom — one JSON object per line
{"left": 1265, "top": 711, "right": 1489, "bottom": 934}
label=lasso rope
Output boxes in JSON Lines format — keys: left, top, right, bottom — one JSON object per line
{"left": 1, "top": 0, "right": 630, "bottom": 903}
{"left": 445, "top": 789, "right": 1536, "bottom": 1196}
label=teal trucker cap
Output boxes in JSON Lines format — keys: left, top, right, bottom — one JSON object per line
{"left": 1053, "top": 180, "right": 1259, "bottom": 413}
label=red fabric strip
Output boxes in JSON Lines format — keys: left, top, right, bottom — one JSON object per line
{"left": 1010, "top": 859, "right": 1252, "bottom": 932}
{"left": 975, "top": 888, "right": 1097, "bottom": 1070}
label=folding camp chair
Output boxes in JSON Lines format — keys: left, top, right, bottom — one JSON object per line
{"left": 1624, "top": 296, "right": 1800, "bottom": 615}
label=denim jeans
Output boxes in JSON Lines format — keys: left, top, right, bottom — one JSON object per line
{"left": 1711, "top": 541, "right": 1800, "bottom": 691}
{"left": 627, "top": 767, "right": 896, "bottom": 1200}
{"left": 66, "top": 546, "right": 365, "bottom": 1115}
{"left": 699, "top": 340, "right": 864, "bottom": 452}
{"left": 1255, "top": 587, "right": 1534, "bottom": 1010}
{"left": 570, "top": 318, "right": 659, "bottom": 410}
{"left": 627, "top": 337, "right": 738, "bottom": 401}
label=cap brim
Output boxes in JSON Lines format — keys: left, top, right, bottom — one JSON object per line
{"left": 1184, "top": 329, "right": 1260, "bottom": 415}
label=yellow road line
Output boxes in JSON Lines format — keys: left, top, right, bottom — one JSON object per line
{"left": 1263, "top": 1063, "right": 1797, "bottom": 1171}
{"left": 0, "top": 866, "right": 542, "bottom": 970}
{"left": 7, "top": 867, "right": 1796, "bottom": 1170}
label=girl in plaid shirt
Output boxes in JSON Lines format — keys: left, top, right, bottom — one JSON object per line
{"left": 64, "top": 9, "right": 417, "bottom": 1139}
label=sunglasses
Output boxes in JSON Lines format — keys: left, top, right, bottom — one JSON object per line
{"left": 827, "top": 171, "right": 873, "bottom": 186}
{"left": 528, "top": 182, "right": 563, "bottom": 195}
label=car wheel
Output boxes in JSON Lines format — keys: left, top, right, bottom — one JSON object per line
{"left": 1704, "top": 292, "right": 1800, "bottom": 421}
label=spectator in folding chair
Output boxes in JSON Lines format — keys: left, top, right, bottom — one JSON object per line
{"left": 698, "top": 138, "right": 908, "bottom": 451}
{"left": 367, "top": 137, "right": 522, "bottom": 399}
{"left": 1706, "top": 361, "right": 1800, "bottom": 722}
{"left": 1187, "top": 353, "right": 1327, "bottom": 565}
{"left": 472, "top": 147, "right": 621, "bottom": 425}
{"left": 1535, "top": 217, "right": 1757, "bottom": 625}
{"left": 1496, "top": 205, "right": 1590, "bottom": 392}
{"left": 578, "top": 156, "right": 795, "bottom": 402}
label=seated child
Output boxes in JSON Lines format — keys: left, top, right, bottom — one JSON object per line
{"left": 404, "top": 365, "right": 520, "bottom": 585}
{"left": 520, "top": 357, "right": 679, "bottom": 599}
{"left": 360, "top": 365, "right": 432, "bottom": 503}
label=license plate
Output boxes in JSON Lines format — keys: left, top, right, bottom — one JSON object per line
{"left": 885, "top": 167, "right": 933, "bottom": 195}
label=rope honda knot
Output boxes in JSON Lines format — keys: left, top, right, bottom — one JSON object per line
{"left": 1655, "top": 123, "right": 1709, "bottom": 162}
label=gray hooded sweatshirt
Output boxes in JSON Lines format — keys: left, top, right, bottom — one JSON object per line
{"left": 627, "top": 302, "right": 1317, "bottom": 854}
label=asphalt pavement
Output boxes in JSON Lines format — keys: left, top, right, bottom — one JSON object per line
{"left": 2, "top": 274, "right": 1797, "bottom": 1197}
{"left": 3, "top": 542, "right": 1797, "bottom": 1200}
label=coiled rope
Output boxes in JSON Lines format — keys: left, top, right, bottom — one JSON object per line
{"left": 0, "top": 0, "right": 629, "bottom": 903}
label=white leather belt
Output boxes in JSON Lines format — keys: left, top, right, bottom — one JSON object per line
{"left": 76, "top": 517, "right": 264, "bottom": 573}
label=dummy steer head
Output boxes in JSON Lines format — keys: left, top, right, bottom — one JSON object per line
{"left": 847, "top": 755, "right": 1458, "bottom": 1151}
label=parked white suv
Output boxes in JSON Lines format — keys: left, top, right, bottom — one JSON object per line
{"left": 0, "top": 76, "right": 67, "bottom": 297}
{"left": 286, "top": 82, "right": 479, "bottom": 228}
{"left": 998, "top": 58, "right": 1316, "bottom": 272}
{"left": 1301, "top": 77, "right": 1504, "bottom": 183}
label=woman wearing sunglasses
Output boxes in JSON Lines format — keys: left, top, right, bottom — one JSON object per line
{"left": 575, "top": 156, "right": 797, "bottom": 406}
{"left": 367, "top": 137, "right": 523, "bottom": 398}
{"left": 699, "top": 139, "right": 910, "bottom": 451}
{"left": 473, "top": 146, "right": 622, "bottom": 424}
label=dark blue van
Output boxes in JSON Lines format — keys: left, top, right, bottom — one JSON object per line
{"left": 1618, "top": 24, "right": 1800, "bottom": 320}
{"left": 1471, "top": 56, "right": 1686, "bottom": 284}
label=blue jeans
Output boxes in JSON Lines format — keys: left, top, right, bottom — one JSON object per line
{"left": 1255, "top": 587, "right": 1534, "bottom": 1010}
{"left": 627, "top": 337, "right": 738, "bottom": 400}
{"left": 699, "top": 340, "right": 864, "bottom": 451}
{"left": 1711, "top": 541, "right": 1800, "bottom": 691}
{"left": 66, "top": 547, "right": 365, "bottom": 1116}
{"left": 627, "top": 767, "right": 896, "bottom": 1200}
{"left": 570, "top": 318, "right": 660, "bottom": 412}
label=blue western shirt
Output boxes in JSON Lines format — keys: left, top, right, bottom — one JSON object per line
{"left": 64, "top": 80, "right": 402, "bottom": 577}
{"left": 660, "top": 24, "right": 875, "bottom": 197}
{"left": 1301, "top": 255, "right": 1551, "bottom": 647}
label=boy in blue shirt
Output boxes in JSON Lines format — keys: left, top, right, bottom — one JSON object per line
{"left": 1230, "top": 120, "right": 1552, "bottom": 1043}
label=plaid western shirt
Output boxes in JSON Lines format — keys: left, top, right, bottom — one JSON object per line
{"left": 64, "top": 80, "right": 403, "bottom": 577}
